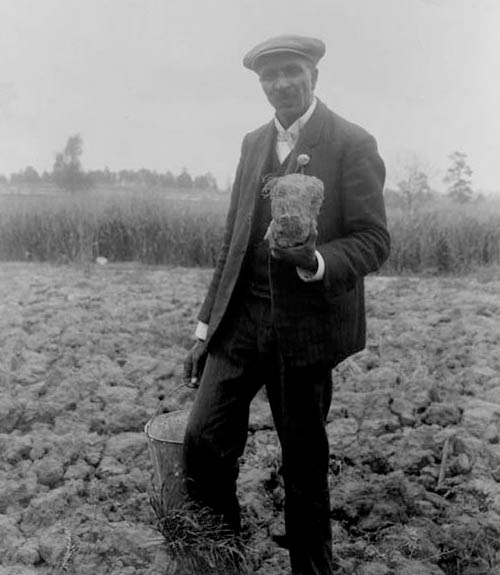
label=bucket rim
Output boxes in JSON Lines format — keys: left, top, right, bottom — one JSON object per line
{"left": 144, "top": 409, "right": 188, "bottom": 444}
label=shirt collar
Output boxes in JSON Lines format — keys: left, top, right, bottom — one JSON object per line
{"left": 274, "top": 97, "right": 317, "bottom": 139}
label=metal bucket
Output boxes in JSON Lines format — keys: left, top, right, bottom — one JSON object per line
{"left": 145, "top": 407, "right": 248, "bottom": 574}
{"left": 144, "top": 409, "right": 190, "bottom": 511}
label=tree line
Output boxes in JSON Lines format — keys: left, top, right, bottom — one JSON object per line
{"left": 0, "top": 134, "right": 220, "bottom": 193}
{"left": 1, "top": 134, "right": 476, "bottom": 204}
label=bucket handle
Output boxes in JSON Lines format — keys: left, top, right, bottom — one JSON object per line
{"left": 154, "top": 380, "right": 192, "bottom": 417}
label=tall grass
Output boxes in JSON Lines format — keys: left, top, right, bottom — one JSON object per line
{"left": 386, "top": 202, "right": 500, "bottom": 274}
{"left": 0, "top": 188, "right": 225, "bottom": 267}
{"left": 1, "top": 188, "right": 499, "bottom": 274}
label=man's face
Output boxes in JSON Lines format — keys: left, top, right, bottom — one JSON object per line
{"left": 257, "top": 53, "right": 318, "bottom": 128}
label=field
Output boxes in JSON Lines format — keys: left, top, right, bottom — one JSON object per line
{"left": 1, "top": 187, "right": 500, "bottom": 273}
{"left": 1, "top": 188, "right": 500, "bottom": 574}
{"left": 1, "top": 262, "right": 500, "bottom": 575}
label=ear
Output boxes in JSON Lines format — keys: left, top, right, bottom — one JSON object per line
{"left": 311, "top": 67, "right": 319, "bottom": 90}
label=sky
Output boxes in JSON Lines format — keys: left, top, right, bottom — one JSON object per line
{"left": 0, "top": 0, "right": 499, "bottom": 192}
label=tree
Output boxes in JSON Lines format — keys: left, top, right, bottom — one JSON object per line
{"left": 393, "top": 155, "right": 435, "bottom": 211}
{"left": 41, "top": 171, "right": 53, "bottom": 184}
{"left": 159, "top": 171, "right": 176, "bottom": 188}
{"left": 444, "top": 151, "right": 473, "bottom": 204}
{"left": 118, "top": 169, "right": 138, "bottom": 185}
{"left": 176, "top": 168, "right": 193, "bottom": 189}
{"left": 23, "top": 166, "right": 41, "bottom": 183}
{"left": 194, "top": 172, "right": 218, "bottom": 191}
{"left": 138, "top": 168, "right": 159, "bottom": 187}
{"left": 52, "top": 134, "right": 91, "bottom": 192}
{"left": 397, "top": 167, "right": 431, "bottom": 211}
{"left": 9, "top": 166, "right": 40, "bottom": 184}
{"left": 87, "top": 167, "right": 116, "bottom": 186}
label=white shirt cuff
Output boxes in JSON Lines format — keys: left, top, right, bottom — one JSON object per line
{"left": 195, "top": 321, "right": 208, "bottom": 341}
{"left": 297, "top": 250, "right": 325, "bottom": 282}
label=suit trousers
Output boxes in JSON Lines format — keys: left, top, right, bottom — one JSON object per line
{"left": 183, "top": 291, "right": 336, "bottom": 575}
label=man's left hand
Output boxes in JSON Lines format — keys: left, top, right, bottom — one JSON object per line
{"left": 270, "top": 224, "right": 318, "bottom": 272}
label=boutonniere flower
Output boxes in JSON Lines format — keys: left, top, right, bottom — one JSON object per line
{"left": 296, "top": 154, "right": 310, "bottom": 174}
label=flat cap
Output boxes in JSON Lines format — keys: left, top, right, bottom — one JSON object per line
{"left": 243, "top": 34, "right": 326, "bottom": 71}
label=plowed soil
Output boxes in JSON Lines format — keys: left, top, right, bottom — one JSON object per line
{"left": 1, "top": 263, "right": 500, "bottom": 575}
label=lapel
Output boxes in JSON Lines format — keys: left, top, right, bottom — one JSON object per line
{"left": 283, "top": 98, "right": 327, "bottom": 175}
{"left": 241, "top": 120, "right": 276, "bottom": 216}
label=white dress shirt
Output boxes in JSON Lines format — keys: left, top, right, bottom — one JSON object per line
{"left": 274, "top": 97, "right": 317, "bottom": 164}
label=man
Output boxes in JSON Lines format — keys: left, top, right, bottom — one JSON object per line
{"left": 183, "top": 34, "right": 390, "bottom": 575}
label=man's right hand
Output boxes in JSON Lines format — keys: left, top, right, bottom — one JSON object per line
{"left": 184, "top": 339, "right": 208, "bottom": 388}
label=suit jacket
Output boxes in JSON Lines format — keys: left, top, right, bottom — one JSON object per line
{"left": 198, "top": 99, "right": 390, "bottom": 367}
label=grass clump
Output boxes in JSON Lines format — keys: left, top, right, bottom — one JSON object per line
{"left": 149, "top": 487, "right": 248, "bottom": 575}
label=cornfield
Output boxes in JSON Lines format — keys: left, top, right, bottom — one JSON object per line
{"left": 1, "top": 188, "right": 499, "bottom": 274}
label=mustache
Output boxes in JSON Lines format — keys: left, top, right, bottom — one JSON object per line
{"left": 271, "top": 90, "right": 296, "bottom": 100}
